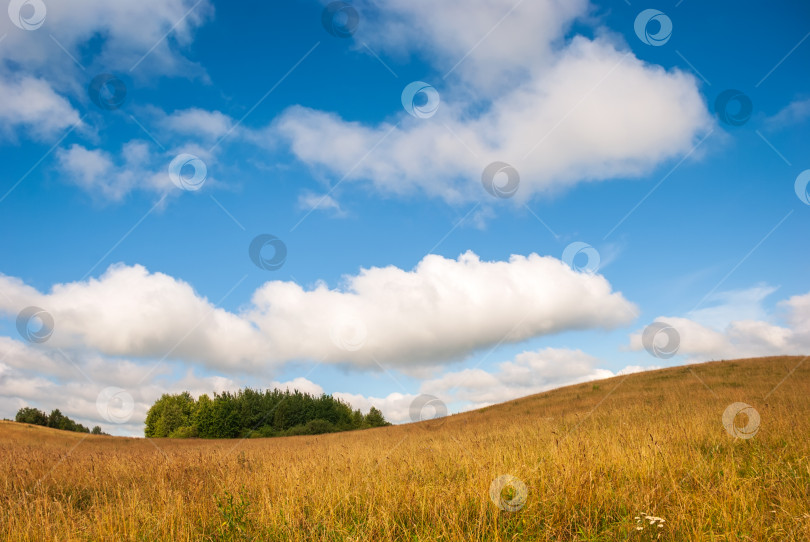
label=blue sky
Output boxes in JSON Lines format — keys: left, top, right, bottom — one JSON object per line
{"left": 0, "top": 0, "right": 808, "bottom": 435}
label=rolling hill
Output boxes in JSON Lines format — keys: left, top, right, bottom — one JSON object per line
{"left": 1, "top": 355, "right": 809, "bottom": 540}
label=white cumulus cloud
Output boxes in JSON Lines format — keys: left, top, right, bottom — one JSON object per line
{"left": 0, "top": 76, "right": 83, "bottom": 141}
{"left": 276, "top": 0, "right": 713, "bottom": 204}
{"left": 0, "top": 0, "right": 212, "bottom": 78}
{"left": 0, "top": 0, "right": 212, "bottom": 145}
{"left": 246, "top": 251, "right": 638, "bottom": 366}
{"left": 157, "top": 108, "right": 235, "bottom": 142}
{"left": 0, "top": 251, "right": 636, "bottom": 371}
{"left": 628, "top": 288, "right": 810, "bottom": 360}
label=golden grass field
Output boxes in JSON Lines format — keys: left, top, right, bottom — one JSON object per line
{"left": 1, "top": 355, "right": 809, "bottom": 541}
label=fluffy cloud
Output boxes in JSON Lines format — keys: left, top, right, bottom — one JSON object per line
{"left": 0, "top": 0, "right": 211, "bottom": 145}
{"left": 0, "top": 76, "right": 83, "bottom": 141}
{"left": 53, "top": 105, "right": 247, "bottom": 202}
{"left": 0, "top": 0, "right": 212, "bottom": 78}
{"left": 0, "top": 0, "right": 216, "bottom": 200}
{"left": 297, "top": 192, "right": 346, "bottom": 217}
{"left": 0, "top": 252, "right": 636, "bottom": 371}
{"left": 270, "top": 377, "right": 324, "bottom": 396}
{"left": 628, "top": 289, "right": 810, "bottom": 360}
{"left": 56, "top": 139, "right": 222, "bottom": 201}
{"left": 0, "top": 264, "right": 272, "bottom": 368}
{"left": 764, "top": 97, "right": 810, "bottom": 132}
{"left": 50, "top": 106, "right": 253, "bottom": 202}
{"left": 57, "top": 142, "right": 165, "bottom": 201}
{"left": 247, "top": 251, "right": 637, "bottom": 366}
{"left": 355, "top": 0, "right": 587, "bottom": 90}
{"left": 157, "top": 108, "right": 235, "bottom": 142}
{"left": 276, "top": 1, "right": 712, "bottom": 203}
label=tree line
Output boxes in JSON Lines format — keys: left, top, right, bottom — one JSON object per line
{"left": 15, "top": 407, "right": 106, "bottom": 435}
{"left": 145, "top": 388, "right": 390, "bottom": 438}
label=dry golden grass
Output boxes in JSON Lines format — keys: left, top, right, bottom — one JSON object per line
{"left": 2, "top": 355, "right": 810, "bottom": 541}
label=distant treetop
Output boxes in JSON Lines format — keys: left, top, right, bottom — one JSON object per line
{"left": 145, "top": 388, "right": 391, "bottom": 439}
{"left": 15, "top": 406, "right": 106, "bottom": 435}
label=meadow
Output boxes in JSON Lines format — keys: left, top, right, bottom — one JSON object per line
{"left": 1, "top": 355, "right": 809, "bottom": 541}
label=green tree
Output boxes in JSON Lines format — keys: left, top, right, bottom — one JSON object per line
{"left": 47, "top": 409, "right": 67, "bottom": 430}
{"left": 365, "top": 407, "right": 389, "bottom": 428}
{"left": 237, "top": 388, "right": 264, "bottom": 430}
{"left": 351, "top": 409, "right": 366, "bottom": 429}
{"left": 145, "top": 392, "right": 197, "bottom": 438}
{"left": 15, "top": 407, "right": 48, "bottom": 426}
{"left": 193, "top": 394, "right": 215, "bottom": 438}
{"left": 144, "top": 395, "right": 168, "bottom": 437}
{"left": 41, "top": 409, "right": 89, "bottom": 433}
{"left": 211, "top": 392, "right": 240, "bottom": 438}
{"left": 16, "top": 406, "right": 88, "bottom": 433}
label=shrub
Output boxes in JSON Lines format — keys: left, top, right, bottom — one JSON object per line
{"left": 303, "top": 419, "right": 335, "bottom": 435}
{"left": 168, "top": 425, "right": 198, "bottom": 439}
{"left": 255, "top": 425, "right": 277, "bottom": 438}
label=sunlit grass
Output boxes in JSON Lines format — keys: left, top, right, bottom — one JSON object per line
{"left": 1, "top": 355, "right": 809, "bottom": 540}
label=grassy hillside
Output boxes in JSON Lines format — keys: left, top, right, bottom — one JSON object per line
{"left": 1, "top": 355, "right": 809, "bottom": 541}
